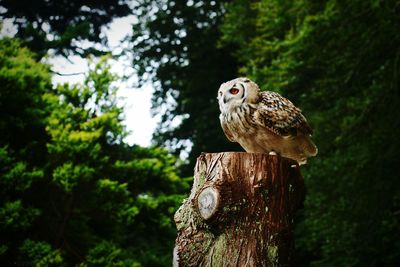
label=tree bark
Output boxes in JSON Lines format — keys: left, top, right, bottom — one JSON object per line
{"left": 173, "top": 152, "right": 305, "bottom": 267}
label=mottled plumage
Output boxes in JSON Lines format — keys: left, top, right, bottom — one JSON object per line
{"left": 218, "top": 77, "right": 317, "bottom": 165}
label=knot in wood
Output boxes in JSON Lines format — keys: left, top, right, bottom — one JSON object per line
{"left": 197, "top": 186, "right": 219, "bottom": 220}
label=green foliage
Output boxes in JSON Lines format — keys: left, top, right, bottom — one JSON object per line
{"left": 130, "top": 0, "right": 242, "bottom": 175}
{"left": 0, "top": 147, "right": 44, "bottom": 192}
{"left": 0, "top": 200, "right": 41, "bottom": 231}
{"left": 0, "top": 0, "right": 132, "bottom": 58}
{"left": 19, "top": 240, "right": 64, "bottom": 267}
{"left": 77, "top": 241, "right": 141, "bottom": 267}
{"left": 0, "top": 39, "right": 187, "bottom": 266}
{"left": 221, "top": 0, "right": 400, "bottom": 266}
{"left": 0, "top": 38, "right": 50, "bottom": 160}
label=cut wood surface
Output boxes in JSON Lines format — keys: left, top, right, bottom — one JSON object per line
{"left": 173, "top": 152, "right": 305, "bottom": 267}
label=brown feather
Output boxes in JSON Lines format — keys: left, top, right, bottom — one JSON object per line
{"left": 220, "top": 115, "right": 236, "bottom": 142}
{"left": 255, "top": 91, "right": 313, "bottom": 137}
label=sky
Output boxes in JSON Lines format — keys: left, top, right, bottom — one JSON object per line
{"left": 1, "top": 16, "right": 159, "bottom": 147}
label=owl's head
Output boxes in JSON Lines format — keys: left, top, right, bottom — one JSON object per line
{"left": 217, "top": 77, "right": 260, "bottom": 113}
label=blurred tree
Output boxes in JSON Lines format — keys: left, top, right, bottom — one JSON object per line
{"left": 0, "top": 39, "right": 188, "bottom": 266}
{"left": 129, "top": 0, "right": 242, "bottom": 175}
{"left": 0, "top": 0, "right": 132, "bottom": 58}
{"left": 221, "top": 0, "right": 400, "bottom": 266}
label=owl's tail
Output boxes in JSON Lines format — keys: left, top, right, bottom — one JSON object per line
{"left": 285, "top": 134, "right": 318, "bottom": 165}
{"left": 299, "top": 134, "right": 318, "bottom": 157}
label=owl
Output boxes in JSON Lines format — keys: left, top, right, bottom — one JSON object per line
{"left": 217, "top": 77, "right": 317, "bottom": 165}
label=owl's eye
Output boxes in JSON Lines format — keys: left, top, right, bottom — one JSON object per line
{"left": 229, "top": 88, "right": 240, "bottom": 95}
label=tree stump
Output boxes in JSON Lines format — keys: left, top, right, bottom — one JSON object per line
{"left": 173, "top": 152, "right": 305, "bottom": 267}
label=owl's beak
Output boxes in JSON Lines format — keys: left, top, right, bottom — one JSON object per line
{"left": 223, "top": 94, "right": 228, "bottom": 104}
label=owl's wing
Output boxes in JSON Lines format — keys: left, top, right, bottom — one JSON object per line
{"left": 220, "top": 117, "right": 236, "bottom": 142}
{"left": 254, "top": 91, "right": 313, "bottom": 136}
